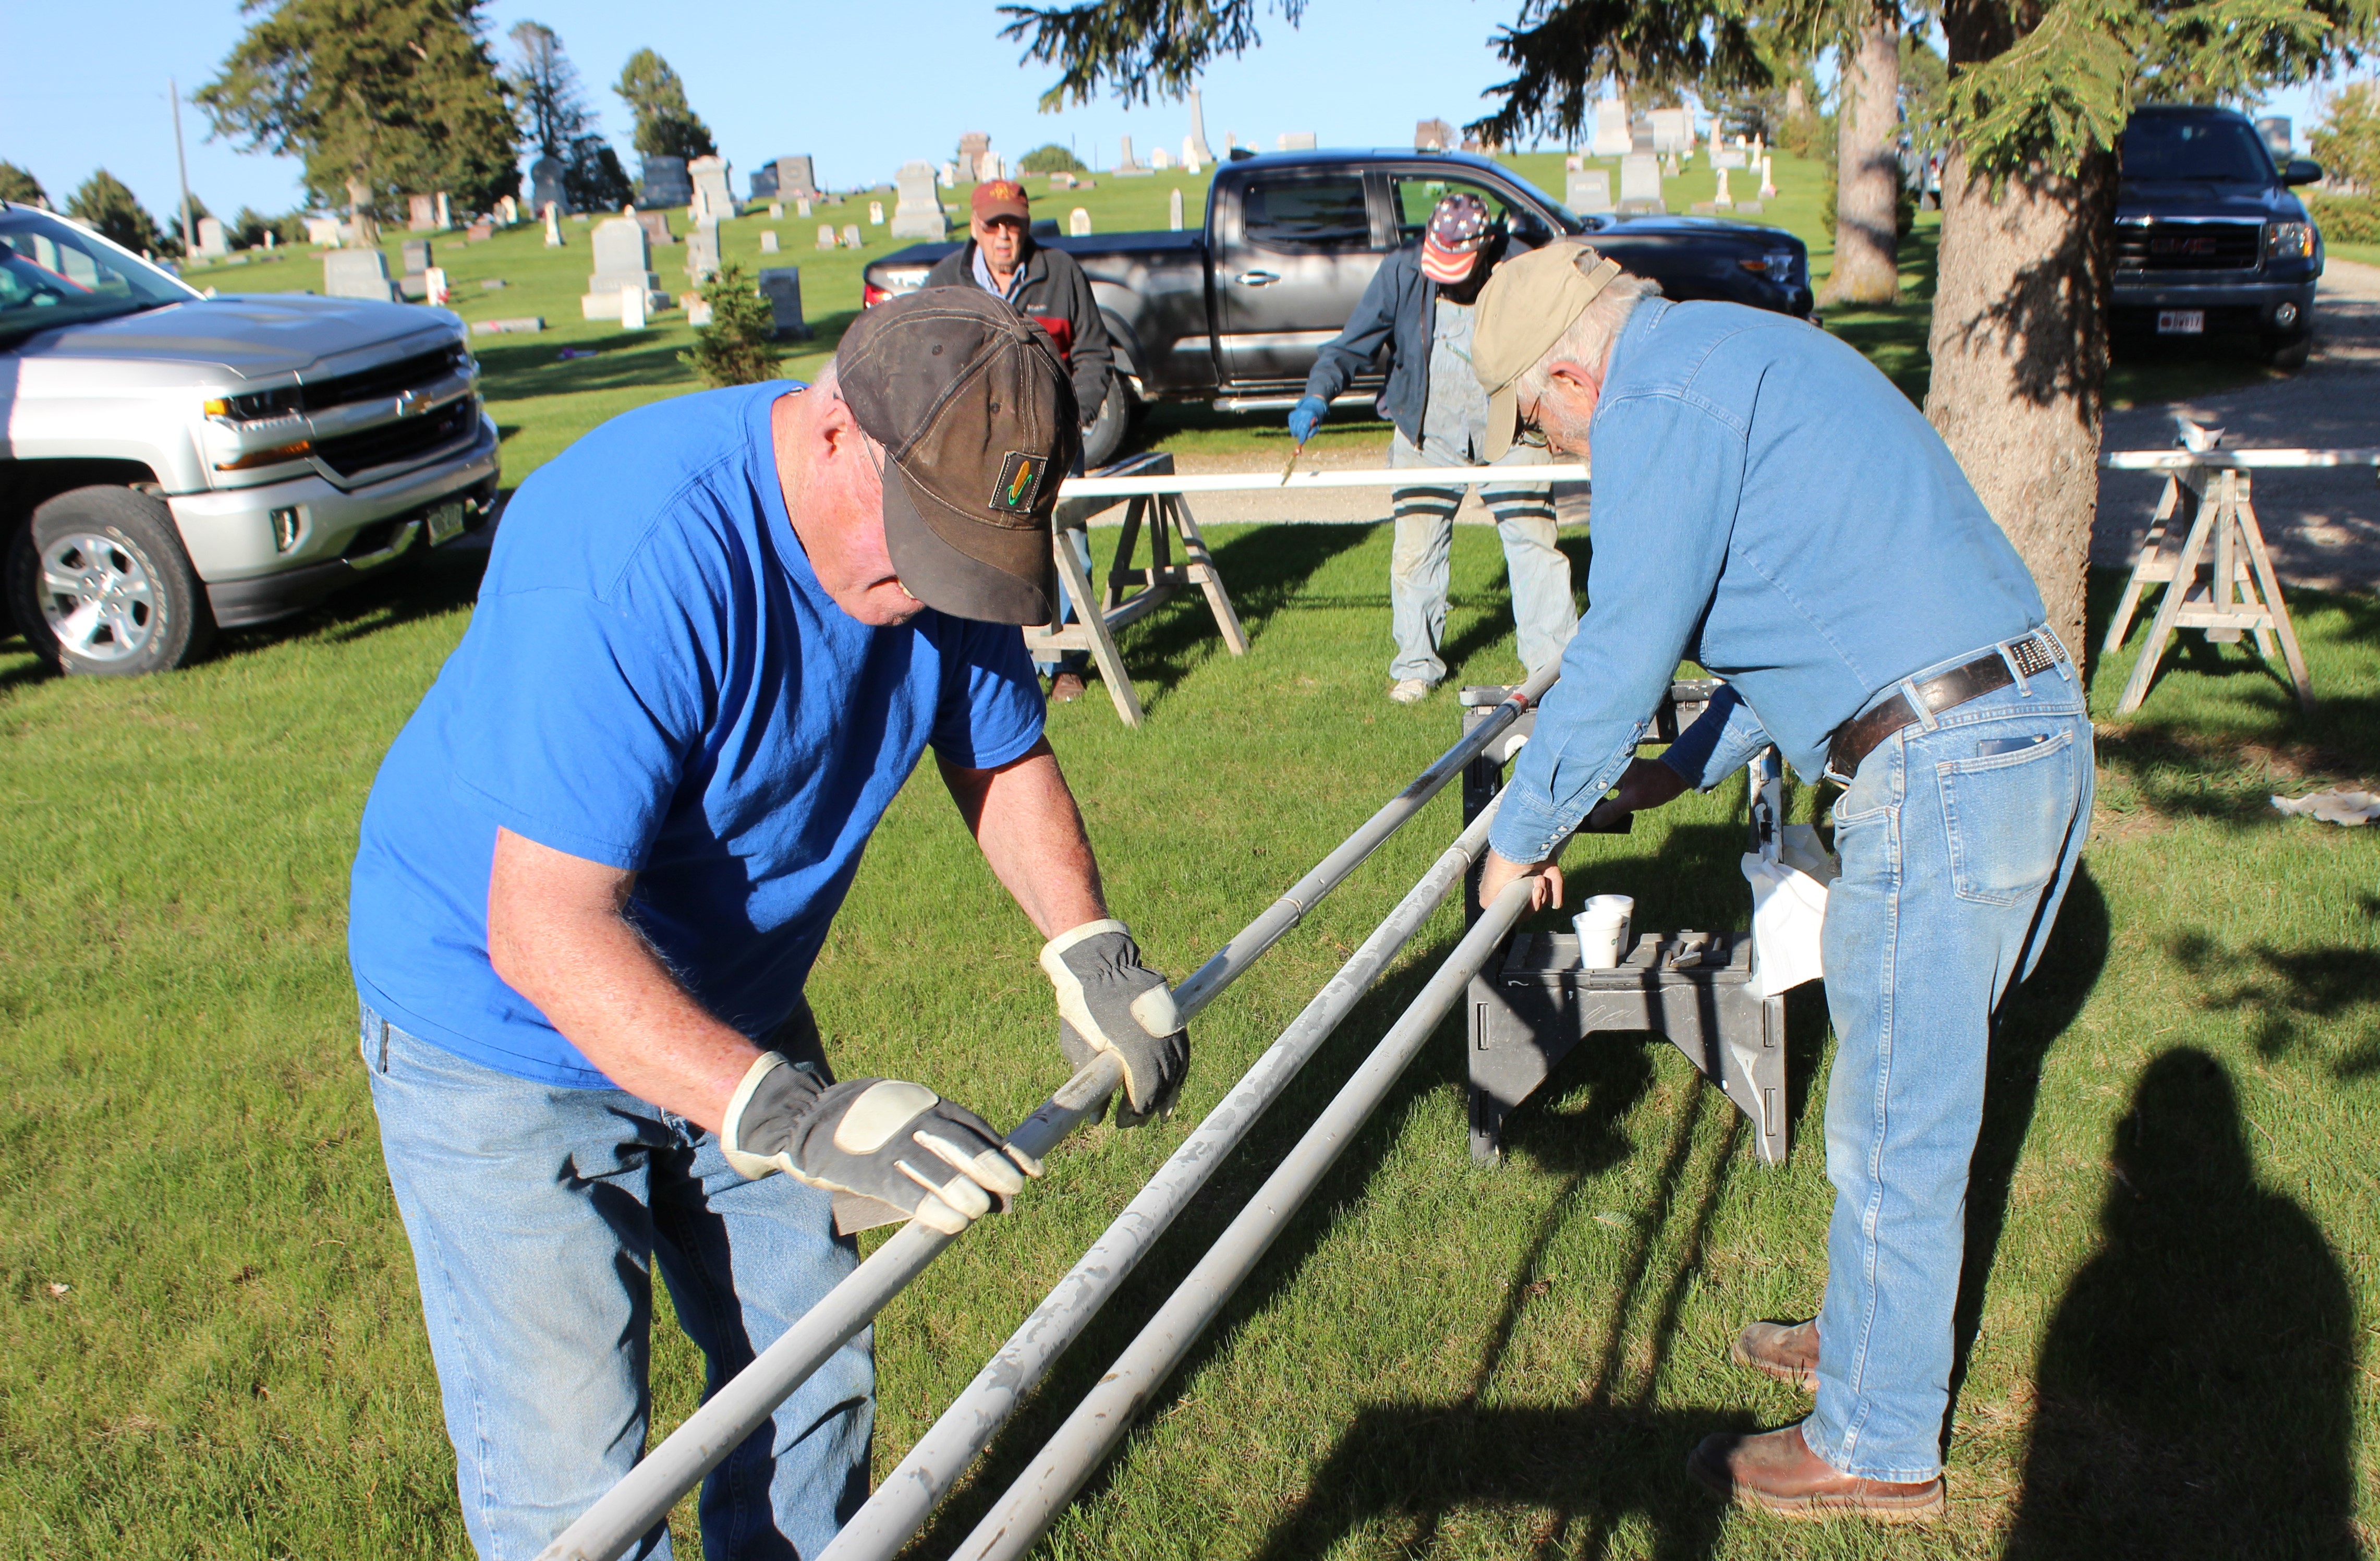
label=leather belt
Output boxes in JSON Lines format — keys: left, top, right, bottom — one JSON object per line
{"left": 1826, "top": 632, "right": 2066, "bottom": 778}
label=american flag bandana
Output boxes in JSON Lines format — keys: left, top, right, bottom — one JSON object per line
{"left": 1420, "top": 192, "right": 1492, "bottom": 283}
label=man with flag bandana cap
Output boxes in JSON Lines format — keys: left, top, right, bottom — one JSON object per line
{"left": 1289, "top": 190, "right": 1578, "bottom": 704}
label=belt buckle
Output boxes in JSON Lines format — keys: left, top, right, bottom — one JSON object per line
{"left": 2009, "top": 633, "right": 2059, "bottom": 678}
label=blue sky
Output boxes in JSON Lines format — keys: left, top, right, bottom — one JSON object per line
{"left": 0, "top": 0, "right": 2350, "bottom": 222}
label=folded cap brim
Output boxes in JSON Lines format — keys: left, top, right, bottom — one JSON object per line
{"left": 1484, "top": 381, "right": 1521, "bottom": 462}
{"left": 882, "top": 463, "right": 1057, "bottom": 625}
{"left": 1420, "top": 245, "right": 1478, "bottom": 284}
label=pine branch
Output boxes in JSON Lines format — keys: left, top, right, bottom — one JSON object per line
{"left": 996, "top": 0, "right": 1303, "bottom": 110}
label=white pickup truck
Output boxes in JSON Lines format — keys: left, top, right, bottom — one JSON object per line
{"left": 1, "top": 201, "right": 500, "bottom": 674}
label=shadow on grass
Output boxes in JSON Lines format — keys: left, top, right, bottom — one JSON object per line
{"left": 1104, "top": 522, "right": 1377, "bottom": 710}
{"left": 212, "top": 542, "right": 490, "bottom": 667}
{"left": 2005, "top": 1047, "right": 2361, "bottom": 1559}
{"left": 2166, "top": 897, "right": 2380, "bottom": 1080}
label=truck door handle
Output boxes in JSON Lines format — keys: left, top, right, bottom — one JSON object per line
{"left": 1236, "top": 270, "right": 1279, "bottom": 287}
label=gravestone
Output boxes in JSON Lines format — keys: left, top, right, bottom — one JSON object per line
{"left": 305, "top": 216, "right": 343, "bottom": 247}
{"left": 1169, "top": 186, "right": 1185, "bottom": 229}
{"left": 641, "top": 154, "right": 693, "bottom": 209}
{"left": 526, "top": 159, "right": 565, "bottom": 216}
{"left": 688, "top": 156, "right": 734, "bottom": 225}
{"left": 408, "top": 193, "right": 438, "bottom": 232}
{"left": 1733, "top": 201, "right": 1763, "bottom": 215}
{"left": 580, "top": 216, "right": 659, "bottom": 318}
{"left": 683, "top": 292, "right": 713, "bottom": 326}
{"left": 323, "top": 249, "right": 398, "bottom": 301}
{"left": 1047, "top": 172, "right": 1076, "bottom": 190}
{"left": 620, "top": 282, "right": 647, "bottom": 331}
{"left": 2258, "top": 115, "right": 2293, "bottom": 158}
{"left": 1565, "top": 153, "right": 1584, "bottom": 171}
{"left": 1592, "top": 98, "right": 1632, "bottom": 157}
{"left": 1118, "top": 135, "right": 1143, "bottom": 172}
{"left": 760, "top": 229, "right": 780, "bottom": 253}
{"left": 775, "top": 155, "right": 818, "bottom": 201}
{"left": 195, "top": 217, "right": 227, "bottom": 258}
{"left": 1415, "top": 118, "right": 1455, "bottom": 150}
{"left": 633, "top": 209, "right": 675, "bottom": 248}
{"left": 465, "top": 219, "right": 494, "bottom": 241}
{"left": 400, "top": 238, "right": 433, "bottom": 276}
{"left": 841, "top": 224, "right": 862, "bottom": 248}
{"left": 759, "top": 267, "right": 812, "bottom": 340}
{"left": 686, "top": 221, "right": 720, "bottom": 283}
{"left": 797, "top": 196, "right": 813, "bottom": 217}
{"left": 262, "top": 231, "right": 275, "bottom": 251}
{"left": 480, "top": 277, "right": 506, "bottom": 289}
{"left": 1277, "top": 131, "right": 1317, "bottom": 151}
{"left": 1649, "top": 108, "right": 1691, "bottom": 154}
{"left": 976, "top": 151, "right": 1004, "bottom": 183}
{"left": 1149, "top": 146, "right": 1173, "bottom": 170}
{"left": 1662, "top": 153, "right": 1680, "bottom": 179}
{"left": 749, "top": 162, "right": 779, "bottom": 202}
{"left": 496, "top": 195, "right": 519, "bottom": 225}
{"left": 818, "top": 223, "right": 837, "bottom": 250}
{"left": 472, "top": 317, "right": 543, "bottom": 335}
{"left": 1185, "top": 87, "right": 1215, "bottom": 163}
{"left": 938, "top": 163, "right": 957, "bottom": 187}
{"left": 1564, "top": 168, "right": 1613, "bottom": 214}
{"left": 1713, "top": 167, "right": 1734, "bottom": 209}
{"left": 1068, "top": 207, "right": 1091, "bottom": 236}
{"left": 435, "top": 192, "right": 451, "bottom": 230}
{"left": 423, "top": 266, "right": 450, "bottom": 306}
{"left": 868, "top": 200, "right": 884, "bottom": 224}
{"left": 1759, "top": 156, "right": 1777, "bottom": 199}
{"left": 1713, "top": 147, "right": 1747, "bottom": 170}
{"left": 543, "top": 203, "right": 564, "bottom": 246}
{"left": 769, "top": 202, "right": 783, "bottom": 220}
{"left": 889, "top": 161, "right": 948, "bottom": 239}
{"left": 1617, "top": 153, "right": 1663, "bottom": 212}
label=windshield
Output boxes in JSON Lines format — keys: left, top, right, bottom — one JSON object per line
{"left": 0, "top": 205, "right": 197, "bottom": 344}
{"left": 2121, "top": 116, "right": 2277, "bottom": 183}
{"left": 1492, "top": 167, "right": 1589, "bottom": 234}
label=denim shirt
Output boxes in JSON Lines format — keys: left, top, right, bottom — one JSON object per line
{"left": 1490, "top": 298, "right": 2047, "bottom": 866}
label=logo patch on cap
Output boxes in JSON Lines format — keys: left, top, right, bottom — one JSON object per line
{"left": 991, "top": 450, "right": 1048, "bottom": 514}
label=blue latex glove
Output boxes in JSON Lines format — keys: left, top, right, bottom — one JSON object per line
{"left": 1286, "top": 396, "right": 1327, "bottom": 445}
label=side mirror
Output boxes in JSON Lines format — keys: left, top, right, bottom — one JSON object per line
{"left": 1508, "top": 213, "right": 1551, "bottom": 246}
{"left": 2283, "top": 158, "right": 2323, "bottom": 187}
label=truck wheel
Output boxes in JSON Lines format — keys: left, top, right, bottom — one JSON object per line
{"left": 1080, "top": 377, "right": 1134, "bottom": 470}
{"left": 6, "top": 486, "right": 216, "bottom": 676}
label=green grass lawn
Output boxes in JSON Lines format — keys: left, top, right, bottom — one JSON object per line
{"left": 2, "top": 505, "right": 2374, "bottom": 1555}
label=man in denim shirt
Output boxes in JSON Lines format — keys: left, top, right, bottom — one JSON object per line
{"left": 1470, "top": 242, "right": 2092, "bottom": 1520}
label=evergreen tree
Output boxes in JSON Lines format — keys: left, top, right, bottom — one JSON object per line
{"left": 198, "top": 0, "right": 522, "bottom": 220}
{"left": 0, "top": 162, "right": 47, "bottom": 206}
{"left": 67, "top": 170, "right": 166, "bottom": 253}
{"left": 510, "top": 20, "right": 590, "bottom": 162}
{"left": 998, "top": 0, "right": 2380, "bottom": 662}
{"left": 615, "top": 49, "right": 717, "bottom": 161}
{"left": 567, "top": 135, "right": 636, "bottom": 211}
{"left": 679, "top": 264, "right": 784, "bottom": 387}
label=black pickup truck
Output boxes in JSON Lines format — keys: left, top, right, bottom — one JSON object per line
{"left": 2114, "top": 104, "right": 2325, "bottom": 368}
{"left": 863, "top": 149, "right": 1814, "bottom": 463}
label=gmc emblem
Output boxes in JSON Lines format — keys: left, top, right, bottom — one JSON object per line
{"left": 2149, "top": 235, "right": 2219, "bottom": 257}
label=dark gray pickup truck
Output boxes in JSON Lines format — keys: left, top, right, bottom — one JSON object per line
{"left": 864, "top": 148, "right": 1814, "bottom": 463}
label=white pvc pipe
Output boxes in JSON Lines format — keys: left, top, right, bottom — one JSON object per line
{"left": 1059, "top": 464, "right": 1589, "bottom": 498}
{"left": 2100, "top": 447, "right": 2380, "bottom": 470}
{"left": 819, "top": 794, "right": 1513, "bottom": 1561}
{"left": 953, "top": 878, "right": 1544, "bottom": 1561}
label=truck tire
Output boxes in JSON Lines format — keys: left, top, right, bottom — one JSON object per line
{"left": 1080, "top": 376, "right": 1134, "bottom": 470}
{"left": 6, "top": 486, "right": 216, "bottom": 676}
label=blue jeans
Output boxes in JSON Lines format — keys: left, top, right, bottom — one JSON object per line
{"left": 1386, "top": 428, "right": 1577, "bottom": 685}
{"left": 1807, "top": 639, "right": 2093, "bottom": 1481}
{"left": 359, "top": 1005, "right": 872, "bottom": 1559}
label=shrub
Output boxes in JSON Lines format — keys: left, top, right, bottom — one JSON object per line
{"left": 2305, "top": 193, "right": 2380, "bottom": 244}
{"left": 1017, "top": 143, "right": 1088, "bottom": 175}
{"left": 678, "top": 263, "right": 783, "bottom": 388}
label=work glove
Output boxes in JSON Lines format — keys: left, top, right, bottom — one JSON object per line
{"left": 719, "top": 1052, "right": 1041, "bottom": 1236}
{"left": 1040, "top": 918, "right": 1188, "bottom": 1128}
{"left": 1286, "top": 396, "right": 1328, "bottom": 445}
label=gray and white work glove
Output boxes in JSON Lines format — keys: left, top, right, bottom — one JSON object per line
{"left": 1039, "top": 918, "right": 1188, "bottom": 1128}
{"left": 719, "top": 1052, "right": 1042, "bottom": 1236}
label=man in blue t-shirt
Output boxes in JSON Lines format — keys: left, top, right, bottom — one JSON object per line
{"left": 349, "top": 292, "right": 1191, "bottom": 1558}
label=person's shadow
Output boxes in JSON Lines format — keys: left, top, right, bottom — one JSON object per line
{"left": 2005, "top": 1046, "right": 2362, "bottom": 1559}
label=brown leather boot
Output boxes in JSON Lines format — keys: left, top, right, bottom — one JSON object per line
{"left": 1730, "top": 1317, "right": 1818, "bottom": 1391}
{"left": 1687, "top": 1422, "right": 1945, "bottom": 1522}
{"left": 1049, "top": 672, "right": 1087, "bottom": 704}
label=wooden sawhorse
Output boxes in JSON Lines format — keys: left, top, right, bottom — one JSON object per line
{"left": 1025, "top": 451, "right": 1249, "bottom": 727}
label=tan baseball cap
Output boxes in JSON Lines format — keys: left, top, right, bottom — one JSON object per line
{"left": 1472, "top": 239, "right": 1627, "bottom": 459}
{"left": 834, "top": 288, "right": 1079, "bottom": 624}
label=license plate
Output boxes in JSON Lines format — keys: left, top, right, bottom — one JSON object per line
{"left": 426, "top": 501, "right": 466, "bottom": 547}
{"left": 2157, "top": 309, "right": 2205, "bottom": 335}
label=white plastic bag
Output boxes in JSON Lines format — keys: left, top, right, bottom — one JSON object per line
{"left": 1742, "top": 823, "right": 1834, "bottom": 999}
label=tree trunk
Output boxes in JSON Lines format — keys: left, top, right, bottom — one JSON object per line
{"left": 1824, "top": 10, "right": 1902, "bottom": 305}
{"left": 1923, "top": 149, "right": 2115, "bottom": 662}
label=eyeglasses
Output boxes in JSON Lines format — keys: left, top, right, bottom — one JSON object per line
{"left": 1514, "top": 394, "right": 1549, "bottom": 449}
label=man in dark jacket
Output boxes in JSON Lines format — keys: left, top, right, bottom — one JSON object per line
{"left": 927, "top": 179, "right": 1115, "bottom": 700}
{"left": 1290, "top": 192, "right": 1576, "bottom": 704}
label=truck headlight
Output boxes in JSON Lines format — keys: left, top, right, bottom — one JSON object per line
{"left": 2267, "top": 221, "right": 2314, "bottom": 261}
{"left": 1740, "top": 249, "right": 1799, "bottom": 283}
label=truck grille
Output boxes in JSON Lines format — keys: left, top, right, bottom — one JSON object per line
{"left": 2115, "top": 221, "right": 2261, "bottom": 272}
{"left": 303, "top": 343, "right": 470, "bottom": 412}
{"left": 313, "top": 395, "right": 477, "bottom": 479}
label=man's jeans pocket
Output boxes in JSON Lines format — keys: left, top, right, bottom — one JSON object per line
{"left": 1936, "top": 727, "right": 2083, "bottom": 904}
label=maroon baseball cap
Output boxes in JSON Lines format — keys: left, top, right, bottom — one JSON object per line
{"left": 834, "top": 288, "right": 1080, "bottom": 624}
{"left": 972, "top": 179, "right": 1031, "bottom": 224}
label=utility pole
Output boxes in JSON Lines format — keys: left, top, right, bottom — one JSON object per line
{"left": 169, "top": 76, "right": 196, "bottom": 258}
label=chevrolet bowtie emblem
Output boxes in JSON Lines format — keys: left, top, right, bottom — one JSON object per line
{"left": 394, "top": 389, "right": 427, "bottom": 418}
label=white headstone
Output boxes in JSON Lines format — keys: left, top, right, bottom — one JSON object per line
{"left": 760, "top": 229, "right": 780, "bottom": 253}
{"left": 841, "top": 224, "right": 862, "bottom": 248}
{"left": 1565, "top": 153, "right": 1584, "bottom": 171}
{"left": 263, "top": 229, "right": 275, "bottom": 251}
{"left": 1276, "top": 131, "right": 1317, "bottom": 151}
{"left": 1169, "top": 186, "right": 1185, "bottom": 230}
{"left": 580, "top": 216, "right": 658, "bottom": 317}
{"left": 1649, "top": 108, "right": 1691, "bottom": 154}
{"left": 1759, "top": 156, "right": 1777, "bottom": 199}
{"left": 1618, "top": 153, "right": 1663, "bottom": 211}
{"left": 306, "top": 215, "right": 343, "bottom": 247}
{"left": 797, "top": 196, "right": 813, "bottom": 218}
{"left": 1565, "top": 169, "right": 1613, "bottom": 214}
{"left": 435, "top": 191, "right": 452, "bottom": 230}
{"left": 620, "top": 282, "right": 647, "bottom": 330}
{"left": 818, "top": 223, "right": 837, "bottom": 250}
{"left": 421, "top": 265, "right": 446, "bottom": 305}
{"left": 1185, "top": 87, "right": 1215, "bottom": 163}
{"left": 496, "top": 195, "right": 518, "bottom": 225}
{"left": 890, "top": 162, "right": 948, "bottom": 240}
{"left": 686, "top": 221, "right": 720, "bottom": 283}
{"left": 938, "top": 163, "right": 957, "bottom": 187}
{"left": 685, "top": 295, "right": 713, "bottom": 327}
{"left": 769, "top": 202, "right": 783, "bottom": 220}
{"left": 1119, "top": 135, "right": 1139, "bottom": 169}
{"left": 543, "top": 203, "right": 564, "bottom": 246}
{"left": 759, "top": 267, "right": 811, "bottom": 340}
{"left": 868, "top": 200, "right": 884, "bottom": 225}
{"left": 1149, "top": 146, "right": 1173, "bottom": 170}
{"left": 1068, "top": 207, "right": 1091, "bottom": 236}
{"left": 407, "top": 193, "right": 438, "bottom": 232}
{"left": 195, "top": 216, "right": 227, "bottom": 258}
{"left": 1714, "top": 167, "right": 1734, "bottom": 209}
{"left": 689, "top": 156, "right": 734, "bottom": 225}
{"left": 323, "top": 248, "right": 398, "bottom": 301}
{"left": 1592, "top": 97, "right": 1632, "bottom": 158}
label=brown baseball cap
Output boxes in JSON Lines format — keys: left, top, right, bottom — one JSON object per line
{"left": 1472, "top": 239, "right": 1627, "bottom": 459}
{"left": 972, "top": 179, "right": 1031, "bottom": 224}
{"left": 835, "top": 288, "right": 1080, "bottom": 624}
